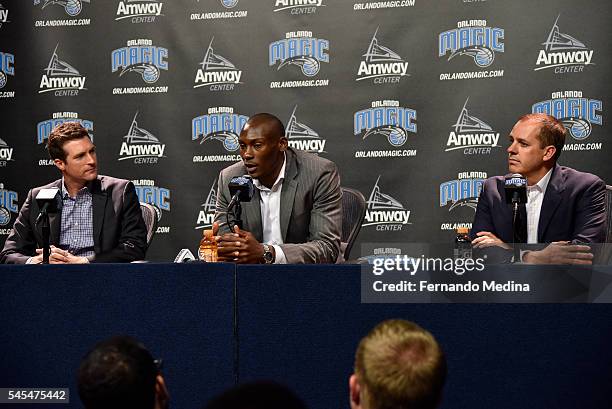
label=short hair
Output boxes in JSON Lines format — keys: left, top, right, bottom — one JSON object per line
{"left": 243, "top": 113, "right": 285, "bottom": 139}
{"left": 354, "top": 320, "right": 447, "bottom": 409}
{"left": 77, "top": 336, "right": 158, "bottom": 409}
{"left": 47, "top": 122, "right": 91, "bottom": 161}
{"left": 517, "top": 113, "right": 566, "bottom": 161}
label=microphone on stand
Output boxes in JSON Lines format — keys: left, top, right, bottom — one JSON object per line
{"left": 227, "top": 175, "right": 254, "bottom": 230}
{"left": 34, "top": 188, "right": 60, "bottom": 264}
{"left": 504, "top": 174, "right": 527, "bottom": 262}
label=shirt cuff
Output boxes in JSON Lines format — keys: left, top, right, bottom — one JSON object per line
{"left": 272, "top": 245, "right": 287, "bottom": 264}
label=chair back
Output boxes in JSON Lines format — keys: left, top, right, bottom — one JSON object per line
{"left": 140, "top": 202, "right": 159, "bottom": 247}
{"left": 606, "top": 185, "right": 612, "bottom": 243}
{"left": 340, "top": 187, "right": 366, "bottom": 261}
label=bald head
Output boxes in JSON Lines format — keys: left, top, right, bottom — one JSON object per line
{"left": 242, "top": 113, "right": 285, "bottom": 142}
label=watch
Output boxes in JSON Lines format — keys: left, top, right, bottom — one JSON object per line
{"left": 262, "top": 244, "right": 274, "bottom": 264}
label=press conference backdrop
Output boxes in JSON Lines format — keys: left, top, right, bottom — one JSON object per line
{"left": 0, "top": 0, "right": 610, "bottom": 261}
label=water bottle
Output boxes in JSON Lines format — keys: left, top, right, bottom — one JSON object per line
{"left": 198, "top": 229, "right": 218, "bottom": 262}
{"left": 454, "top": 227, "right": 472, "bottom": 260}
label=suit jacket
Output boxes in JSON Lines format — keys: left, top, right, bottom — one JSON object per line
{"left": 0, "top": 176, "right": 147, "bottom": 264}
{"left": 471, "top": 164, "right": 606, "bottom": 244}
{"left": 214, "top": 148, "right": 342, "bottom": 264}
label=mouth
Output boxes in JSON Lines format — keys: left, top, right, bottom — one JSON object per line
{"left": 244, "top": 163, "right": 257, "bottom": 173}
{"left": 508, "top": 158, "right": 519, "bottom": 165}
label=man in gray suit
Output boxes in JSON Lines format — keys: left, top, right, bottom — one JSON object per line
{"left": 0, "top": 122, "right": 147, "bottom": 264}
{"left": 213, "top": 113, "right": 341, "bottom": 264}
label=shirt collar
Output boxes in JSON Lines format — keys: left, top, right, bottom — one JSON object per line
{"left": 61, "top": 177, "right": 91, "bottom": 199}
{"left": 529, "top": 168, "right": 553, "bottom": 193}
{"left": 253, "top": 152, "right": 286, "bottom": 192}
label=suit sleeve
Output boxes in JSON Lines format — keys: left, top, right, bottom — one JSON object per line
{"left": 213, "top": 171, "right": 232, "bottom": 235}
{"left": 572, "top": 177, "right": 606, "bottom": 243}
{"left": 0, "top": 189, "right": 37, "bottom": 264}
{"left": 91, "top": 182, "right": 147, "bottom": 263}
{"left": 470, "top": 179, "right": 496, "bottom": 241}
{"left": 280, "top": 161, "right": 342, "bottom": 264}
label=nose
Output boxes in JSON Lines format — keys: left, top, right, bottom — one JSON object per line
{"left": 507, "top": 141, "right": 517, "bottom": 155}
{"left": 241, "top": 146, "right": 254, "bottom": 160}
{"left": 86, "top": 152, "right": 96, "bottom": 164}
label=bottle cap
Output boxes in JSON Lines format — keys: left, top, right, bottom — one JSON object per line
{"left": 457, "top": 227, "right": 469, "bottom": 234}
{"left": 204, "top": 229, "right": 214, "bottom": 239}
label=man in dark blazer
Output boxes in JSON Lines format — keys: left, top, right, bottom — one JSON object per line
{"left": 213, "top": 113, "right": 341, "bottom": 264}
{"left": 471, "top": 113, "right": 606, "bottom": 264}
{"left": 0, "top": 122, "right": 147, "bottom": 264}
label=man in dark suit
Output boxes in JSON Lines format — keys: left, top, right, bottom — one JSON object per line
{"left": 213, "top": 113, "right": 341, "bottom": 264}
{"left": 0, "top": 122, "right": 147, "bottom": 264}
{"left": 471, "top": 113, "right": 606, "bottom": 264}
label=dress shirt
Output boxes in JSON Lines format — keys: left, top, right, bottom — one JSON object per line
{"left": 526, "top": 168, "right": 553, "bottom": 244}
{"left": 59, "top": 179, "right": 95, "bottom": 257}
{"left": 252, "top": 154, "right": 288, "bottom": 264}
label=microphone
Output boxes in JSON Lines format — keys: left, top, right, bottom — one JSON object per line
{"left": 504, "top": 174, "right": 527, "bottom": 205}
{"left": 35, "top": 188, "right": 60, "bottom": 225}
{"left": 227, "top": 175, "right": 254, "bottom": 212}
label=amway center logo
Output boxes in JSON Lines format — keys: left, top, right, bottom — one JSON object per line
{"left": 116, "top": 0, "right": 164, "bottom": 23}
{"left": 363, "top": 176, "right": 411, "bottom": 231}
{"left": 354, "top": 100, "right": 417, "bottom": 159}
{"left": 37, "top": 112, "right": 93, "bottom": 146}
{"left": 534, "top": 14, "right": 594, "bottom": 73}
{"left": 445, "top": 97, "right": 500, "bottom": 154}
{"left": 356, "top": 27, "right": 409, "bottom": 84}
{"left": 439, "top": 20, "right": 504, "bottom": 67}
{"left": 119, "top": 112, "right": 166, "bottom": 164}
{"left": 273, "top": 0, "right": 325, "bottom": 14}
{"left": 195, "top": 180, "right": 217, "bottom": 230}
{"left": 133, "top": 179, "right": 169, "bottom": 234}
{"left": 34, "top": 0, "right": 90, "bottom": 17}
{"left": 439, "top": 171, "right": 485, "bottom": 212}
{"left": 286, "top": 105, "right": 326, "bottom": 154}
{"left": 112, "top": 39, "right": 168, "bottom": 84}
{"left": 269, "top": 31, "right": 329, "bottom": 77}
{"left": 194, "top": 37, "right": 242, "bottom": 91}
{"left": 39, "top": 44, "right": 86, "bottom": 96}
{"left": 0, "top": 3, "right": 10, "bottom": 28}
{"left": 192, "top": 107, "right": 247, "bottom": 163}
{"left": 0, "top": 183, "right": 18, "bottom": 231}
{"left": 0, "top": 137, "right": 14, "bottom": 166}
{"left": 0, "top": 51, "right": 14, "bottom": 90}
{"left": 532, "top": 91, "right": 602, "bottom": 141}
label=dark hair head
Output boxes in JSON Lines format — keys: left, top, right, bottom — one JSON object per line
{"left": 204, "top": 381, "right": 308, "bottom": 409}
{"left": 47, "top": 122, "right": 91, "bottom": 161}
{"left": 77, "top": 336, "right": 158, "bottom": 409}
{"left": 517, "top": 113, "right": 566, "bottom": 161}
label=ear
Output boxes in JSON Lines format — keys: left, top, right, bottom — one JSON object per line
{"left": 154, "top": 374, "right": 169, "bottom": 409}
{"left": 53, "top": 158, "right": 65, "bottom": 172}
{"left": 543, "top": 145, "right": 556, "bottom": 162}
{"left": 279, "top": 136, "right": 288, "bottom": 152}
{"left": 349, "top": 374, "right": 361, "bottom": 409}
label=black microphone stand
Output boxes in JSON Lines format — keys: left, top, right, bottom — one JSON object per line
{"left": 36, "top": 203, "right": 51, "bottom": 264}
{"left": 511, "top": 193, "right": 521, "bottom": 263}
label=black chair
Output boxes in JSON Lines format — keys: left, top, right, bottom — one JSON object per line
{"left": 606, "top": 185, "right": 612, "bottom": 243}
{"left": 140, "top": 202, "right": 159, "bottom": 248}
{"left": 339, "top": 187, "right": 366, "bottom": 262}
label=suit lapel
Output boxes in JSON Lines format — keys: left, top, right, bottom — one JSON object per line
{"left": 243, "top": 189, "right": 263, "bottom": 241}
{"left": 91, "top": 179, "right": 108, "bottom": 249}
{"left": 538, "top": 165, "right": 564, "bottom": 242}
{"left": 280, "top": 150, "right": 298, "bottom": 241}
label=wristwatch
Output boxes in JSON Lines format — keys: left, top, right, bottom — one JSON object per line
{"left": 262, "top": 244, "right": 274, "bottom": 264}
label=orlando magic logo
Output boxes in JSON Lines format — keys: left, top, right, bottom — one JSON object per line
{"left": 363, "top": 176, "right": 411, "bottom": 230}
{"left": 0, "top": 136, "right": 14, "bottom": 165}
{"left": 192, "top": 107, "right": 248, "bottom": 151}
{"left": 446, "top": 98, "right": 500, "bottom": 154}
{"left": 195, "top": 180, "right": 217, "bottom": 229}
{"left": 534, "top": 14, "right": 594, "bottom": 73}
{"left": 116, "top": 0, "right": 164, "bottom": 23}
{"left": 273, "top": 0, "right": 325, "bottom": 14}
{"left": 439, "top": 20, "right": 504, "bottom": 67}
{"left": 112, "top": 39, "right": 168, "bottom": 84}
{"left": 532, "top": 91, "right": 602, "bottom": 140}
{"left": 134, "top": 180, "right": 170, "bottom": 216}
{"left": 286, "top": 105, "right": 326, "bottom": 153}
{"left": 440, "top": 172, "right": 486, "bottom": 212}
{"left": 220, "top": 0, "right": 238, "bottom": 8}
{"left": 356, "top": 27, "right": 409, "bottom": 83}
{"left": 119, "top": 112, "right": 166, "bottom": 164}
{"left": 269, "top": 31, "right": 329, "bottom": 77}
{"left": 194, "top": 37, "right": 242, "bottom": 91}
{"left": 39, "top": 44, "right": 86, "bottom": 95}
{"left": 0, "top": 184, "right": 18, "bottom": 227}
{"left": 0, "top": 51, "right": 14, "bottom": 89}
{"left": 34, "top": 0, "right": 90, "bottom": 17}
{"left": 354, "top": 101, "right": 416, "bottom": 147}
{"left": 37, "top": 113, "right": 93, "bottom": 145}
{"left": 0, "top": 3, "right": 10, "bottom": 28}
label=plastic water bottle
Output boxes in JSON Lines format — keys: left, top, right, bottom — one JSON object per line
{"left": 454, "top": 227, "right": 472, "bottom": 260}
{"left": 198, "top": 229, "right": 218, "bottom": 262}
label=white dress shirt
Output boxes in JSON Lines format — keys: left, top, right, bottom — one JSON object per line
{"left": 526, "top": 168, "right": 553, "bottom": 244}
{"left": 252, "top": 153, "right": 288, "bottom": 264}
